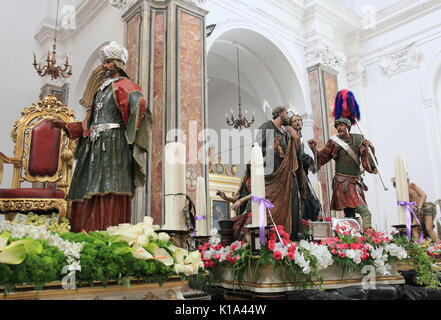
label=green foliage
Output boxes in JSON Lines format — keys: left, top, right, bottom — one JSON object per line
{"left": 59, "top": 231, "right": 174, "bottom": 288}
{"left": 0, "top": 230, "right": 177, "bottom": 296}
{"left": 227, "top": 245, "right": 322, "bottom": 291}
{"left": 393, "top": 235, "right": 441, "bottom": 288}
{"left": 20, "top": 212, "right": 71, "bottom": 234}
{"left": 0, "top": 239, "right": 67, "bottom": 296}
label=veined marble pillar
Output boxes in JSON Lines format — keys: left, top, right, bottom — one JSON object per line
{"left": 307, "top": 63, "right": 339, "bottom": 218}
{"left": 122, "top": 0, "right": 208, "bottom": 226}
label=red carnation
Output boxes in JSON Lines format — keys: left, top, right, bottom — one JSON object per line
{"left": 273, "top": 251, "right": 283, "bottom": 260}
{"left": 268, "top": 241, "right": 276, "bottom": 251}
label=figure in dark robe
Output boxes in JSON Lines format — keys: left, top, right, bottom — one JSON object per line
{"left": 256, "top": 106, "right": 306, "bottom": 241}
{"left": 290, "top": 114, "right": 321, "bottom": 221}
{"left": 50, "top": 42, "right": 152, "bottom": 232}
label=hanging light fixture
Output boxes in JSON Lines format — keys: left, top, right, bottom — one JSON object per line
{"left": 33, "top": 0, "right": 72, "bottom": 80}
{"left": 226, "top": 42, "right": 255, "bottom": 130}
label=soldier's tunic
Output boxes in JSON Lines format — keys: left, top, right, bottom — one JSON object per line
{"left": 316, "top": 133, "right": 376, "bottom": 226}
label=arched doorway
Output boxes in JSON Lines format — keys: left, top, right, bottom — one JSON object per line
{"left": 207, "top": 28, "right": 305, "bottom": 176}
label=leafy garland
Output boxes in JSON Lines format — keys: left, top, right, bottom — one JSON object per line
{"left": 392, "top": 235, "right": 441, "bottom": 288}
{"left": 0, "top": 216, "right": 203, "bottom": 296}
{"left": 192, "top": 226, "right": 441, "bottom": 292}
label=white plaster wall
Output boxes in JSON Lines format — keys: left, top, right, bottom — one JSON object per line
{"left": 0, "top": 1, "right": 49, "bottom": 188}
{"left": 68, "top": 3, "right": 124, "bottom": 122}
{"left": 354, "top": 7, "right": 441, "bottom": 231}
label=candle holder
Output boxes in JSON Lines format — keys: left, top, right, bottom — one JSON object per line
{"left": 245, "top": 225, "right": 271, "bottom": 254}
{"left": 160, "top": 229, "right": 192, "bottom": 249}
{"left": 391, "top": 224, "right": 421, "bottom": 240}
{"left": 191, "top": 235, "right": 210, "bottom": 250}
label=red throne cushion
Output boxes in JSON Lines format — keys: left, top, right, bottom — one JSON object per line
{"left": 28, "top": 119, "right": 61, "bottom": 177}
{"left": 0, "top": 188, "right": 65, "bottom": 199}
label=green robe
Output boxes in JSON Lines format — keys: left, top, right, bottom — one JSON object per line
{"left": 67, "top": 78, "right": 151, "bottom": 202}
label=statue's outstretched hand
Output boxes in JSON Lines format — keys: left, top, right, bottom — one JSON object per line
{"left": 308, "top": 139, "right": 317, "bottom": 152}
{"left": 48, "top": 119, "right": 66, "bottom": 130}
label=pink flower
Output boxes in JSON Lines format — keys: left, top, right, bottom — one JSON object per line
{"left": 339, "top": 252, "right": 345, "bottom": 258}
{"left": 325, "top": 217, "right": 331, "bottom": 222}
{"left": 331, "top": 249, "right": 338, "bottom": 255}
{"left": 288, "top": 252, "right": 294, "bottom": 261}
{"left": 268, "top": 241, "right": 276, "bottom": 251}
{"left": 214, "top": 254, "right": 220, "bottom": 260}
{"left": 273, "top": 251, "right": 283, "bottom": 260}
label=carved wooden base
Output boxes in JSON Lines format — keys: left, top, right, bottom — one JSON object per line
{"left": 0, "top": 198, "right": 67, "bottom": 222}
{"left": 213, "top": 262, "right": 405, "bottom": 293}
{"left": 2, "top": 277, "right": 188, "bottom": 300}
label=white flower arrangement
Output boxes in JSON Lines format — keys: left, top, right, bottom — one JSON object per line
{"left": 107, "top": 217, "right": 203, "bottom": 276}
{"left": 0, "top": 220, "right": 84, "bottom": 272}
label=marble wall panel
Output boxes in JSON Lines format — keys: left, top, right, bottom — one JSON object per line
{"left": 178, "top": 10, "right": 204, "bottom": 202}
{"left": 150, "top": 11, "right": 166, "bottom": 225}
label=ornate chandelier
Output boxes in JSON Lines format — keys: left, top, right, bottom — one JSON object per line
{"left": 33, "top": 0, "right": 72, "bottom": 80}
{"left": 226, "top": 42, "right": 255, "bottom": 130}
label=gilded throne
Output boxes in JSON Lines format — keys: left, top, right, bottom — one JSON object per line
{"left": 0, "top": 95, "right": 76, "bottom": 221}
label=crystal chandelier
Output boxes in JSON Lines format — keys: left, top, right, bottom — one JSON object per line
{"left": 33, "top": 0, "right": 72, "bottom": 80}
{"left": 226, "top": 42, "right": 255, "bottom": 130}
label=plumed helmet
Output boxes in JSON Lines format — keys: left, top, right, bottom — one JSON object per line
{"left": 99, "top": 41, "right": 129, "bottom": 67}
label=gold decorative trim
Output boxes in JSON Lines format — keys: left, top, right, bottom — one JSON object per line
{"left": 7, "top": 95, "right": 76, "bottom": 193}
{"left": 2, "top": 279, "right": 187, "bottom": 300}
{"left": 214, "top": 275, "right": 404, "bottom": 289}
{"left": 0, "top": 198, "right": 67, "bottom": 221}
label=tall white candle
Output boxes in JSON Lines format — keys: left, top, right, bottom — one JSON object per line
{"left": 195, "top": 176, "right": 208, "bottom": 236}
{"left": 395, "top": 156, "right": 409, "bottom": 225}
{"left": 251, "top": 143, "right": 267, "bottom": 228}
{"left": 163, "top": 142, "right": 187, "bottom": 230}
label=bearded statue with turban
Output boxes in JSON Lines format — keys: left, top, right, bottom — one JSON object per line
{"left": 51, "top": 41, "right": 152, "bottom": 232}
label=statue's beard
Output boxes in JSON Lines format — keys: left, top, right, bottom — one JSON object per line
{"left": 282, "top": 117, "right": 290, "bottom": 126}
{"left": 104, "top": 67, "right": 119, "bottom": 78}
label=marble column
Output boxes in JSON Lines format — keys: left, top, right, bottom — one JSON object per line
{"left": 306, "top": 63, "right": 339, "bottom": 218}
{"left": 122, "top": 0, "right": 208, "bottom": 226}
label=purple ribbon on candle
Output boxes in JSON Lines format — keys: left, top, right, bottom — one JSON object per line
{"left": 251, "top": 196, "right": 284, "bottom": 248}
{"left": 397, "top": 201, "right": 423, "bottom": 244}
{"left": 191, "top": 216, "right": 207, "bottom": 236}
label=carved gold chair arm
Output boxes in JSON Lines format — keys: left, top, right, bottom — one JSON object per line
{"left": 58, "top": 149, "right": 74, "bottom": 190}
{"left": 0, "top": 152, "right": 21, "bottom": 184}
